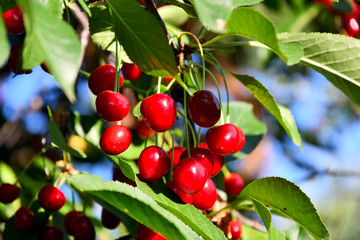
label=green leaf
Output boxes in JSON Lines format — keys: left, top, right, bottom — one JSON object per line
{"left": 17, "top": 0, "right": 81, "bottom": 103}
{"left": 158, "top": 5, "right": 189, "bottom": 27}
{"left": 242, "top": 224, "right": 267, "bottom": 240}
{"left": 278, "top": 32, "right": 360, "bottom": 108}
{"left": 0, "top": 0, "right": 16, "bottom": 12}
{"left": 107, "top": 0, "right": 178, "bottom": 77}
{"left": 136, "top": 181, "right": 228, "bottom": 240}
{"left": 239, "top": 177, "right": 331, "bottom": 240}
{"left": 0, "top": 6, "right": 9, "bottom": 66}
{"left": 68, "top": 174, "right": 201, "bottom": 240}
{"left": 192, "top": 0, "right": 232, "bottom": 32}
{"left": 77, "top": 0, "right": 91, "bottom": 17}
{"left": 231, "top": 74, "right": 302, "bottom": 149}
{"left": 279, "top": 42, "right": 304, "bottom": 66}
{"left": 251, "top": 198, "right": 271, "bottom": 230}
{"left": 285, "top": 224, "right": 313, "bottom": 240}
{"left": 269, "top": 226, "right": 286, "bottom": 240}
{"left": 227, "top": 7, "right": 287, "bottom": 62}
{"left": 232, "top": 0, "right": 264, "bottom": 7}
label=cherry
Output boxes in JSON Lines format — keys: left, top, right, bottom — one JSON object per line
{"left": 229, "top": 220, "right": 243, "bottom": 240}
{"left": 101, "top": 208, "right": 120, "bottom": 229}
{"left": 2, "top": 6, "right": 25, "bottom": 34}
{"left": 138, "top": 146, "right": 170, "bottom": 182}
{"left": 343, "top": 16, "right": 360, "bottom": 37}
{"left": 231, "top": 127, "right": 246, "bottom": 154}
{"left": 38, "top": 185, "right": 65, "bottom": 211}
{"left": 64, "top": 210, "right": 83, "bottom": 235}
{"left": 163, "top": 77, "right": 174, "bottom": 85}
{"left": 113, "top": 167, "right": 136, "bottom": 186}
{"left": 192, "top": 178, "right": 217, "bottom": 210}
{"left": 166, "top": 181, "right": 193, "bottom": 204}
{"left": 88, "top": 64, "right": 123, "bottom": 95}
{"left": 137, "top": 119, "right": 155, "bottom": 139}
{"left": 179, "top": 147, "right": 214, "bottom": 177}
{"left": 0, "top": 183, "right": 20, "bottom": 204}
{"left": 14, "top": 206, "right": 34, "bottom": 232}
{"left": 205, "top": 123, "right": 239, "bottom": 155}
{"left": 96, "top": 90, "right": 130, "bottom": 122}
{"left": 198, "top": 143, "right": 224, "bottom": 177}
{"left": 71, "top": 215, "right": 96, "bottom": 240}
{"left": 140, "top": 93, "right": 177, "bottom": 132}
{"left": 173, "top": 157, "right": 208, "bottom": 194}
{"left": 8, "top": 44, "right": 32, "bottom": 74}
{"left": 137, "top": 224, "right": 166, "bottom": 240}
{"left": 224, "top": 173, "right": 244, "bottom": 197}
{"left": 188, "top": 90, "right": 221, "bottom": 128}
{"left": 100, "top": 125, "right": 132, "bottom": 155}
{"left": 167, "top": 146, "right": 186, "bottom": 169}
{"left": 39, "top": 226, "right": 63, "bottom": 240}
{"left": 122, "top": 62, "right": 142, "bottom": 81}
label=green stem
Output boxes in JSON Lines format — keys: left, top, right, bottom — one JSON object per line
{"left": 157, "top": 77, "right": 162, "bottom": 94}
{"left": 196, "top": 127, "right": 202, "bottom": 148}
{"left": 169, "top": 130, "right": 175, "bottom": 181}
{"left": 175, "top": 75, "right": 193, "bottom": 95}
{"left": 221, "top": 165, "right": 231, "bottom": 178}
{"left": 115, "top": 39, "right": 120, "bottom": 92}
{"left": 79, "top": 69, "right": 90, "bottom": 78}
{"left": 184, "top": 89, "right": 191, "bottom": 158}
{"left": 123, "top": 80, "right": 147, "bottom": 94}
{"left": 64, "top": 0, "right": 70, "bottom": 24}
{"left": 200, "top": 34, "right": 231, "bottom": 47}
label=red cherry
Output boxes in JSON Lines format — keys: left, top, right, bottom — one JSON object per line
{"left": 343, "top": 16, "right": 360, "bottom": 37}
{"left": 113, "top": 167, "right": 136, "bottom": 186}
{"left": 88, "top": 65, "right": 123, "bottom": 95}
{"left": 140, "top": 93, "right": 177, "bottom": 132}
{"left": 71, "top": 216, "right": 96, "bottom": 240}
{"left": 179, "top": 147, "right": 213, "bottom": 177}
{"left": 166, "top": 181, "right": 193, "bottom": 204}
{"left": 163, "top": 77, "right": 174, "bottom": 85}
{"left": 224, "top": 173, "right": 244, "bottom": 197}
{"left": 192, "top": 178, "right": 217, "bottom": 210}
{"left": 188, "top": 90, "right": 221, "bottom": 128}
{"left": 39, "top": 226, "right": 63, "bottom": 240}
{"left": 38, "top": 185, "right": 65, "bottom": 211}
{"left": 96, "top": 90, "right": 130, "bottom": 122}
{"left": 167, "top": 146, "right": 186, "bottom": 169}
{"left": 173, "top": 158, "right": 208, "bottom": 194}
{"left": 205, "top": 123, "right": 239, "bottom": 155}
{"left": 229, "top": 220, "right": 243, "bottom": 240}
{"left": 14, "top": 206, "right": 34, "bottom": 232}
{"left": 198, "top": 143, "right": 224, "bottom": 177}
{"left": 231, "top": 127, "right": 246, "bottom": 154}
{"left": 137, "top": 224, "right": 167, "bottom": 240}
{"left": 138, "top": 146, "right": 170, "bottom": 182}
{"left": 64, "top": 210, "right": 83, "bottom": 235}
{"left": 137, "top": 120, "right": 155, "bottom": 139}
{"left": 101, "top": 208, "right": 120, "bottom": 229}
{"left": 122, "top": 62, "right": 142, "bottom": 81}
{"left": 100, "top": 125, "right": 132, "bottom": 155}
{"left": 0, "top": 183, "right": 20, "bottom": 204}
{"left": 2, "top": 6, "right": 25, "bottom": 34}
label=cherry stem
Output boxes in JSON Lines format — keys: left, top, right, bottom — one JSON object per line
{"left": 183, "top": 89, "right": 191, "bottom": 158}
{"left": 169, "top": 130, "right": 175, "bottom": 181}
{"left": 221, "top": 165, "right": 231, "bottom": 178}
{"left": 175, "top": 74, "right": 193, "bottom": 95}
{"left": 196, "top": 127, "right": 202, "bottom": 148}
{"left": 177, "top": 109, "right": 196, "bottom": 148}
{"left": 145, "top": 127, "right": 151, "bottom": 148}
{"left": 63, "top": 0, "right": 70, "bottom": 24}
{"left": 71, "top": 185, "right": 76, "bottom": 210}
{"left": 115, "top": 39, "right": 120, "bottom": 93}
{"left": 157, "top": 77, "right": 162, "bottom": 94}
{"left": 79, "top": 69, "right": 90, "bottom": 78}
{"left": 188, "top": 66, "right": 200, "bottom": 91}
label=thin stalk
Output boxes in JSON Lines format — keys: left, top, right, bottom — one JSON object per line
{"left": 115, "top": 39, "right": 120, "bottom": 92}
{"left": 175, "top": 75, "right": 193, "bottom": 95}
{"left": 64, "top": 0, "right": 70, "bottom": 24}
{"left": 196, "top": 127, "right": 202, "bottom": 148}
{"left": 79, "top": 69, "right": 90, "bottom": 78}
{"left": 183, "top": 89, "right": 191, "bottom": 158}
{"left": 177, "top": 109, "right": 197, "bottom": 148}
{"left": 188, "top": 67, "right": 200, "bottom": 91}
{"left": 200, "top": 34, "right": 231, "bottom": 48}
{"left": 169, "top": 130, "right": 175, "bottom": 181}
{"left": 145, "top": 127, "right": 151, "bottom": 148}
{"left": 157, "top": 77, "right": 162, "bottom": 94}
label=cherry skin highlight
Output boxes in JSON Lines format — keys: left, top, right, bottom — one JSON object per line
{"left": 224, "top": 173, "right": 244, "bottom": 197}
{"left": 139, "top": 146, "right": 170, "bottom": 182}
{"left": 192, "top": 178, "right": 217, "bottom": 210}
{"left": 179, "top": 147, "right": 214, "bottom": 177}
{"left": 166, "top": 181, "right": 193, "bottom": 204}
{"left": 38, "top": 185, "right": 65, "bottom": 212}
{"left": 205, "top": 123, "right": 239, "bottom": 155}
{"left": 0, "top": 183, "right": 20, "bottom": 204}
{"left": 122, "top": 62, "right": 142, "bottom": 81}
{"left": 229, "top": 220, "right": 243, "bottom": 240}
{"left": 137, "top": 224, "right": 167, "bottom": 240}
{"left": 188, "top": 90, "right": 221, "bottom": 128}
{"left": 2, "top": 6, "right": 25, "bottom": 34}
{"left": 100, "top": 125, "right": 132, "bottom": 155}
{"left": 140, "top": 93, "right": 177, "bottom": 132}
{"left": 198, "top": 143, "right": 224, "bottom": 177}
{"left": 14, "top": 206, "right": 35, "bottom": 232}
{"left": 88, "top": 64, "right": 123, "bottom": 95}
{"left": 96, "top": 90, "right": 130, "bottom": 122}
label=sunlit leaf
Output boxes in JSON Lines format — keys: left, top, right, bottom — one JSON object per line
{"left": 0, "top": 6, "right": 9, "bottom": 66}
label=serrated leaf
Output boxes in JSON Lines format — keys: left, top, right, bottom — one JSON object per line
{"left": 238, "top": 177, "right": 331, "bottom": 240}
{"left": 68, "top": 174, "right": 201, "bottom": 240}
{"left": 107, "top": 0, "right": 178, "bottom": 77}
{"left": 0, "top": 6, "right": 9, "bottom": 66}
{"left": 231, "top": 74, "right": 302, "bottom": 149}
{"left": 192, "top": 0, "right": 232, "bottom": 32}
{"left": 278, "top": 32, "right": 360, "bottom": 108}
{"left": 227, "top": 7, "right": 287, "bottom": 62}
{"left": 233, "top": 0, "right": 264, "bottom": 7}
{"left": 18, "top": 0, "right": 81, "bottom": 103}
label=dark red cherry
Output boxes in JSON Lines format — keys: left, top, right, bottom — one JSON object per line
{"left": 96, "top": 90, "right": 130, "bottom": 122}
{"left": 166, "top": 181, "right": 193, "bottom": 204}
{"left": 179, "top": 147, "right": 213, "bottom": 177}
{"left": 0, "top": 183, "right": 20, "bottom": 204}
{"left": 100, "top": 125, "right": 132, "bottom": 155}
{"left": 343, "top": 16, "right": 360, "bottom": 38}
{"left": 138, "top": 146, "right": 170, "bottom": 182}
{"left": 167, "top": 146, "right": 186, "bottom": 169}
{"left": 64, "top": 210, "right": 83, "bottom": 235}
{"left": 8, "top": 44, "right": 32, "bottom": 74}
{"left": 188, "top": 90, "right": 221, "bottom": 128}
{"left": 137, "top": 224, "right": 167, "bottom": 240}
{"left": 229, "top": 220, "right": 243, "bottom": 240}
{"left": 140, "top": 93, "right": 177, "bottom": 132}
{"left": 14, "top": 206, "right": 35, "bottom": 232}
{"left": 113, "top": 167, "right": 136, "bottom": 186}
{"left": 39, "top": 226, "right": 63, "bottom": 240}
{"left": 122, "top": 62, "right": 142, "bottom": 81}
{"left": 137, "top": 119, "right": 155, "bottom": 139}
{"left": 71, "top": 216, "right": 96, "bottom": 240}
{"left": 224, "top": 173, "right": 244, "bottom": 197}
{"left": 206, "top": 123, "right": 239, "bottom": 155}
{"left": 192, "top": 178, "right": 217, "bottom": 210}
{"left": 38, "top": 185, "right": 65, "bottom": 211}
{"left": 88, "top": 64, "right": 123, "bottom": 95}
{"left": 231, "top": 127, "right": 246, "bottom": 154}
{"left": 2, "top": 6, "right": 25, "bottom": 34}
{"left": 198, "top": 143, "right": 224, "bottom": 177}
{"left": 101, "top": 208, "right": 120, "bottom": 229}
{"left": 173, "top": 158, "right": 208, "bottom": 194}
